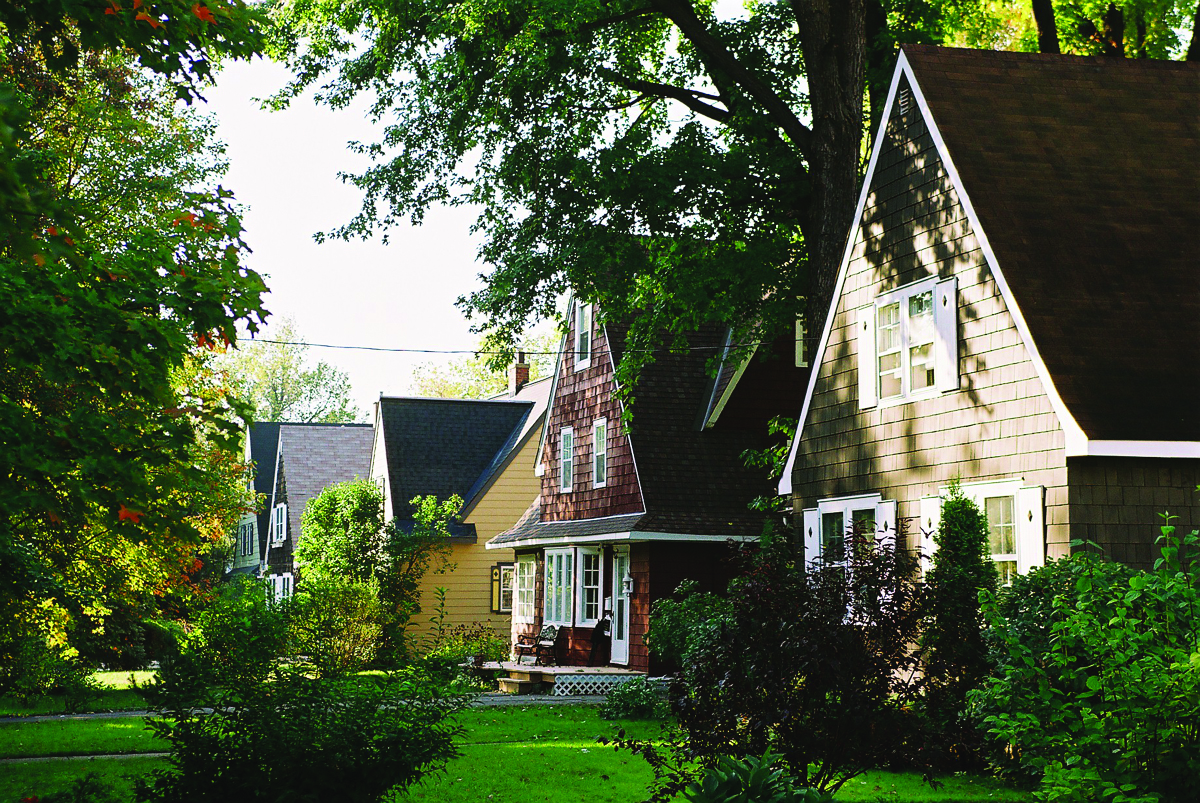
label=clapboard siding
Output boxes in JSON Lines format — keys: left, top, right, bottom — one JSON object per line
{"left": 541, "top": 305, "right": 643, "bottom": 521}
{"left": 791, "top": 76, "right": 1069, "bottom": 559}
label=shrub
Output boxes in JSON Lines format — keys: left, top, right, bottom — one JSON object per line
{"left": 187, "top": 576, "right": 287, "bottom": 688}
{"left": 683, "top": 754, "right": 832, "bottom": 803}
{"left": 285, "top": 575, "right": 383, "bottom": 677}
{"left": 422, "top": 620, "right": 508, "bottom": 677}
{"left": 137, "top": 668, "right": 470, "bottom": 803}
{"left": 645, "top": 580, "right": 734, "bottom": 670}
{"left": 41, "top": 772, "right": 124, "bottom": 803}
{"left": 918, "top": 482, "right": 998, "bottom": 766}
{"left": 600, "top": 676, "right": 668, "bottom": 720}
{"left": 971, "top": 519, "right": 1200, "bottom": 803}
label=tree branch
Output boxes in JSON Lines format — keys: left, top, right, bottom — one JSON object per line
{"left": 1187, "top": 0, "right": 1200, "bottom": 60}
{"left": 649, "top": 0, "right": 813, "bottom": 153}
{"left": 1031, "top": 0, "right": 1060, "bottom": 54}
{"left": 598, "top": 67, "right": 732, "bottom": 123}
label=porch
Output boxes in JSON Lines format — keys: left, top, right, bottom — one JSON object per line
{"left": 482, "top": 661, "right": 644, "bottom": 696}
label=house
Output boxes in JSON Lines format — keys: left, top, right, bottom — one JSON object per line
{"left": 780, "top": 46, "right": 1200, "bottom": 578}
{"left": 488, "top": 302, "right": 806, "bottom": 673}
{"left": 262, "top": 422, "right": 375, "bottom": 597}
{"left": 229, "top": 421, "right": 280, "bottom": 579}
{"left": 368, "top": 362, "right": 550, "bottom": 642}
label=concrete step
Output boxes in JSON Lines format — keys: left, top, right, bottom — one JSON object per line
{"left": 497, "top": 677, "right": 542, "bottom": 695}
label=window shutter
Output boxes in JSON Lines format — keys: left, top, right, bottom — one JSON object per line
{"left": 856, "top": 306, "right": 878, "bottom": 409}
{"left": 876, "top": 500, "right": 897, "bottom": 543}
{"left": 933, "top": 277, "right": 959, "bottom": 392}
{"left": 1016, "top": 486, "right": 1045, "bottom": 574}
{"left": 919, "top": 496, "right": 943, "bottom": 575}
{"left": 802, "top": 508, "right": 819, "bottom": 564}
{"left": 490, "top": 565, "right": 501, "bottom": 614}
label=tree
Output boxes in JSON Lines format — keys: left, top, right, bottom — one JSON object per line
{"left": 268, "top": 0, "right": 1200, "bottom": 390}
{"left": 408, "top": 324, "right": 560, "bottom": 399}
{"left": 219, "top": 317, "right": 359, "bottom": 422}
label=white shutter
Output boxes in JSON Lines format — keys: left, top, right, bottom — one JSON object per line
{"left": 919, "top": 496, "right": 943, "bottom": 575}
{"left": 934, "top": 278, "right": 959, "bottom": 392}
{"left": 1016, "top": 486, "right": 1045, "bottom": 574}
{"left": 856, "top": 306, "right": 878, "bottom": 410}
{"left": 876, "top": 500, "right": 897, "bottom": 544}
{"left": 802, "top": 508, "right": 819, "bottom": 565}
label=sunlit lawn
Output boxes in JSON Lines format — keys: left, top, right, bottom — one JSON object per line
{"left": 0, "top": 717, "right": 164, "bottom": 758}
{"left": 0, "top": 670, "right": 153, "bottom": 717}
{"left": 0, "top": 755, "right": 166, "bottom": 801}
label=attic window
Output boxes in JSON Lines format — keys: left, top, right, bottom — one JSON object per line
{"left": 575, "top": 301, "right": 593, "bottom": 371}
{"left": 897, "top": 87, "right": 913, "bottom": 118}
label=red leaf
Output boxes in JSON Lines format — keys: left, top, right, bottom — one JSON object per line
{"left": 118, "top": 505, "right": 145, "bottom": 524}
{"left": 173, "top": 212, "right": 197, "bottom": 227}
{"left": 193, "top": 4, "right": 217, "bottom": 24}
{"left": 136, "top": 12, "right": 162, "bottom": 28}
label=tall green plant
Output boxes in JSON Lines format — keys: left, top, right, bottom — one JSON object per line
{"left": 971, "top": 518, "right": 1200, "bottom": 803}
{"left": 919, "top": 482, "right": 997, "bottom": 764}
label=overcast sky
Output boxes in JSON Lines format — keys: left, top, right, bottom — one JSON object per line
{"left": 203, "top": 57, "right": 490, "bottom": 417}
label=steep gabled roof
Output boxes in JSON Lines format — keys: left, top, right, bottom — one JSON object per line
{"left": 247, "top": 421, "right": 280, "bottom": 560}
{"left": 376, "top": 396, "right": 535, "bottom": 520}
{"left": 460, "top": 376, "right": 552, "bottom": 516}
{"left": 903, "top": 46, "right": 1200, "bottom": 444}
{"left": 275, "top": 423, "right": 375, "bottom": 543}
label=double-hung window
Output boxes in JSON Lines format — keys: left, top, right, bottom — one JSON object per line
{"left": 926, "top": 480, "right": 1044, "bottom": 585}
{"left": 271, "top": 504, "right": 287, "bottom": 544}
{"left": 513, "top": 556, "right": 536, "bottom": 623}
{"left": 592, "top": 419, "right": 607, "bottom": 488}
{"left": 575, "top": 302, "right": 593, "bottom": 371}
{"left": 577, "top": 549, "right": 601, "bottom": 626}
{"left": 560, "top": 427, "right": 574, "bottom": 492}
{"left": 544, "top": 548, "right": 575, "bottom": 626}
{"left": 858, "top": 276, "right": 958, "bottom": 408}
{"left": 803, "top": 494, "right": 897, "bottom": 563}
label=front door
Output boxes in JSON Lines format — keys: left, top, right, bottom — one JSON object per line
{"left": 610, "top": 547, "right": 630, "bottom": 665}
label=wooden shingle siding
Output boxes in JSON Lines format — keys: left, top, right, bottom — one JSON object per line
{"left": 792, "top": 75, "right": 1069, "bottom": 557}
{"left": 1067, "top": 458, "right": 1200, "bottom": 569}
{"left": 542, "top": 305, "right": 643, "bottom": 521}
{"left": 629, "top": 543, "right": 652, "bottom": 672}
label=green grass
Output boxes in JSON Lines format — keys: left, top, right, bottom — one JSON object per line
{"left": 0, "top": 755, "right": 167, "bottom": 801}
{"left": 835, "top": 771, "right": 1031, "bottom": 802}
{"left": 0, "top": 670, "right": 154, "bottom": 717}
{"left": 0, "top": 717, "right": 164, "bottom": 758}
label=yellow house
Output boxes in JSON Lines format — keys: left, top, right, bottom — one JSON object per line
{"left": 369, "top": 370, "right": 549, "bottom": 644}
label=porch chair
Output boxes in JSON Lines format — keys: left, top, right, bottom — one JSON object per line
{"left": 515, "top": 624, "right": 560, "bottom": 666}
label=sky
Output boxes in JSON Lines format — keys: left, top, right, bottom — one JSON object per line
{"left": 202, "top": 57, "right": 490, "bottom": 417}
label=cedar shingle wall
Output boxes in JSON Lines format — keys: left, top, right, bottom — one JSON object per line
{"left": 792, "top": 76, "right": 1069, "bottom": 558}
{"left": 1067, "top": 458, "right": 1200, "bottom": 569}
{"left": 542, "top": 306, "right": 643, "bottom": 521}
{"left": 629, "top": 543, "right": 651, "bottom": 673}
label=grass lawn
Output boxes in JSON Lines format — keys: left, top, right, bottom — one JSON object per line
{"left": 0, "top": 755, "right": 167, "bottom": 801}
{"left": 0, "top": 717, "right": 164, "bottom": 758}
{"left": 0, "top": 670, "right": 153, "bottom": 717}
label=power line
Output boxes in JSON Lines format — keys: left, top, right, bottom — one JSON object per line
{"left": 247, "top": 337, "right": 814, "bottom": 355}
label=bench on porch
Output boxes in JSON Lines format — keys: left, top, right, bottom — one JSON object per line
{"left": 514, "top": 624, "right": 560, "bottom": 666}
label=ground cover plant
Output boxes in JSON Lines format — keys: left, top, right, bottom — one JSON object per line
{"left": 972, "top": 518, "right": 1200, "bottom": 803}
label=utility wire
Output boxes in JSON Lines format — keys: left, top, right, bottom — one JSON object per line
{"left": 245, "top": 336, "right": 816, "bottom": 356}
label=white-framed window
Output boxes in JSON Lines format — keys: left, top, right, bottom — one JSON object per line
{"left": 592, "top": 419, "right": 607, "bottom": 488}
{"left": 577, "top": 548, "right": 601, "bottom": 626}
{"left": 544, "top": 548, "right": 575, "bottom": 626}
{"left": 575, "top": 301, "right": 593, "bottom": 371}
{"left": 560, "top": 427, "right": 574, "bottom": 492}
{"left": 857, "top": 276, "right": 957, "bottom": 409}
{"left": 271, "top": 503, "right": 287, "bottom": 544}
{"left": 795, "top": 313, "right": 808, "bottom": 368}
{"left": 802, "top": 494, "right": 897, "bottom": 563}
{"left": 940, "top": 480, "right": 1045, "bottom": 585}
{"left": 269, "top": 572, "right": 294, "bottom": 601}
{"left": 499, "top": 564, "right": 515, "bottom": 613}
{"left": 514, "top": 555, "right": 536, "bottom": 623}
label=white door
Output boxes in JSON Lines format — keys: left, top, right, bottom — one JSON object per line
{"left": 611, "top": 547, "right": 630, "bottom": 665}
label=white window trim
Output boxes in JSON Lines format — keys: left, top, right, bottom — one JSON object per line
{"left": 513, "top": 555, "right": 536, "bottom": 623}
{"left": 498, "top": 563, "right": 515, "bottom": 614}
{"left": 544, "top": 548, "right": 575, "bottom": 626}
{"left": 574, "top": 301, "right": 593, "bottom": 372}
{"left": 576, "top": 547, "right": 602, "bottom": 627}
{"left": 802, "top": 493, "right": 898, "bottom": 563}
{"left": 271, "top": 503, "right": 287, "bottom": 544}
{"left": 947, "top": 479, "right": 1034, "bottom": 584}
{"left": 560, "top": 427, "right": 574, "bottom": 492}
{"left": 592, "top": 418, "right": 607, "bottom": 489}
{"left": 873, "top": 276, "right": 941, "bottom": 407}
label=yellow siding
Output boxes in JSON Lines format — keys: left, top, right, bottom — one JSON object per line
{"left": 405, "top": 423, "right": 541, "bottom": 643}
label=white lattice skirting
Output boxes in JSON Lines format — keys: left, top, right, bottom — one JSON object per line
{"left": 551, "top": 674, "right": 636, "bottom": 697}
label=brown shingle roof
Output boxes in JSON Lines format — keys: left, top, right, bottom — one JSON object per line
{"left": 904, "top": 45, "right": 1200, "bottom": 441}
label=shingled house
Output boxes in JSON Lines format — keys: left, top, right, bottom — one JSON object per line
{"left": 262, "top": 422, "right": 375, "bottom": 597}
{"left": 368, "top": 367, "right": 550, "bottom": 642}
{"left": 781, "top": 46, "right": 1199, "bottom": 579}
{"left": 229, "top": 422, "right": 280, "bottom": 578}
{"left": 488, "top": 301, "right": 805, "bottom": 672}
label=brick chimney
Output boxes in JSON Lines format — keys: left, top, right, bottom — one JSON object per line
{"left": 509, "top": 351, "right": 530, "bottom": 395}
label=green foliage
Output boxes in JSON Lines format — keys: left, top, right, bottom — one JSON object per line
{"left": 137, "top": 668, "right": 469, "bottom": 803}
{"left": 644, "top": 579, "right": 733, "bottom": 669}
{"left": 683, "top": 754, "right": 833, "bottom": 803}
{"left": 740, "top": 416, "right": 799, "bottom": 513}
{"left": 40, "top": 772, "right": 124, "bottom": 803}
{"left": 599, "top": 676, "right": 668, "bottom": 721}
{"left": 421, "top": 621, "right": 509, "bottom": 681}
{"left": 218, "top": 316, "right": 359, "bottom": 423}
{"left": 380, "top": 495, "right": 459, "bottom": 656}
{"left": 296, "top": 478, "right": 390, "bottom": 585}
{"left": 919, "top": 482, "right": 998, "bottom": 765}
{"left": 971, "top": 520, "right": 1200, "bottom": 803}
{"left": 409, "top": 323, "right": 560, "bottom": 396}
{"left": 285, "top": 575, "right": 384, "bottom": 677}
{"left": 628, "top": 535, "right": 926, "bottom": 800}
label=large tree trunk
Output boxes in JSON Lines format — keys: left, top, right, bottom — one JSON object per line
{"left": 1187, "top": 1, "right": 1200, "bottom": 60}
{"left": 1031, "top": 0, "right": 1061, "bottom": 53}
{"left": 793, "top": 0, "right": 867, "bottom": 354}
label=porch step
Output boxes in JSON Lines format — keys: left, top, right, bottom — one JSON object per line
{"left": 507, "top": 670, "right": 545, "bottom": 683}
{"left": 497, "top": 677, "right": 542, "bottom": 694}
